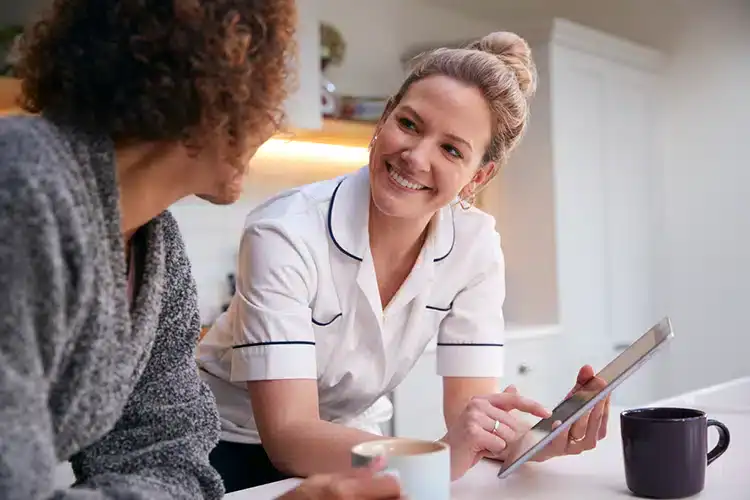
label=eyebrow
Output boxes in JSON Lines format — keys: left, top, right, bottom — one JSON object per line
{"left": 401, "top": 105, "right": 474, "bottom": 151}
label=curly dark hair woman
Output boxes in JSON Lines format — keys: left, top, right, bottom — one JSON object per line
{"left": 0, "top": 1, "right": 401, "bottom": 499}
{"left": 18, "top": 0, "right": 295, "bottom": 174}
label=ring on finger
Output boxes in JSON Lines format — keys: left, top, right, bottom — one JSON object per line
{"left": 568, "top": 432, "right": 585, "bottom": 443}
{"left": 492, "top": 419, "right": 501, "bottom": 435}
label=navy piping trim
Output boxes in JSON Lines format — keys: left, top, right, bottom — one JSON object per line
{"left": 426, "top": 303, "right": 453, "bottom": 312}
{"left": 327, "top": 179, "right": 363, "bottom": 262}
{"left": 436, "top": 342, "right": 505, "bottom": 347}
{"left": 232, "top": 340, "right": 315, "bottom": 349}
{"left": 433, "top": 209, "right": 456, "bottom": 262}
{"left": 312, "top": 313, "right": 342, "bottom": 326}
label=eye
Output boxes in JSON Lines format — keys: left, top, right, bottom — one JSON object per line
{"left": 442, "top": 144, "right": 463, "bottom": 158}
{"left": 398, "top": 117, "right": 417, "bottom": 131}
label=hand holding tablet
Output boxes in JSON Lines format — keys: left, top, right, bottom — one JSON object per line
{"left": 529, "top": 366, "right": 611, "bottom": 463}
{"left": 497, "top": 317, "right": 674, "bottom": 479}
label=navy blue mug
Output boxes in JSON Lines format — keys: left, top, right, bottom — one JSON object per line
{"left": 620, "top": 407, "right": 730, "bottom": 499}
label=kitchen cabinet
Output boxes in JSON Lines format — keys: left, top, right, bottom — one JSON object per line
{"left": 390, "top": 326, "right": 561, "bottom": 441}
{"left": 482, "top": 18, "right": 665, "bottom": 406}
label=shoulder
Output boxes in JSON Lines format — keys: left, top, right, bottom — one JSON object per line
{"left": 0, "top": 116, "right": 80, "bottom": 212}
{"left": 246, "top": 174, "right": 343, "bottom": 224}
{"left": 0, "top": 115, "right": 69, "bottom": 171}
{"left": 434, "top": 205, "right": 504, "bottom": 291}
{"left": 0, "top": 116, "right": 88, "bottom": 250}
{"left": 451, "top": 205, "right": 503, "bottom": 260}
{"left": 242, "top": 173, "right": 346, "bottom": 247}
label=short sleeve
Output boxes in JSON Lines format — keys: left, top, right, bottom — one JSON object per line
{"left": 436, "top": 230, "right": 505, "bottom": 377}
{"left": 228, "top": 219, "right": 318, "bottom": 382}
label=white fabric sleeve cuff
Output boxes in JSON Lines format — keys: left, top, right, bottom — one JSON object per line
{"left": 230, "top": 342, "right": 317, "bottom": 381}
{"left": 436, "top": 344, "right": 504, "bottom": 377}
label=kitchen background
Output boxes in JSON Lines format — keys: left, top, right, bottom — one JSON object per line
{"left": 1, "top": 0, "right": 748, "bottom": 441}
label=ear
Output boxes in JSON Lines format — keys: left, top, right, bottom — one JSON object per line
{"left": 472, "top": 161, "right": 496, "bottom": 186}
{"left": 459, "top": 162, "right": 497, "bottom": 201}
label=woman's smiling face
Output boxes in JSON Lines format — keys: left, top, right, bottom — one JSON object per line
{"left": 369, "top": 74, "right": 495, "bottom": 221}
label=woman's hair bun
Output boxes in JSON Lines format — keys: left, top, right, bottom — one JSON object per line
{"left": 466, "top": 31, "right": 536, "bottom": 98}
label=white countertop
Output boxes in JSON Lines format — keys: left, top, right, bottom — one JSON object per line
{"left": 225, "top": 377, "right": 750, "bottom": 499}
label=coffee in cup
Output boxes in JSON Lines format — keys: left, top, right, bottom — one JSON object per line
{"left": 620, "top": 407, "right": 730, "bottom": 499}
{"left": 351, "top": 438, "right": 450, "bottom": 500}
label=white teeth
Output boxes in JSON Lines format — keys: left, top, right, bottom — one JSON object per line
{"left": 387, "top": 164, "right": 426, "bottom": 191}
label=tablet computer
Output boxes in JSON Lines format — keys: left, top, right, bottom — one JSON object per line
{"left": 497, "top": 316, "right": 675, "bottom": 479}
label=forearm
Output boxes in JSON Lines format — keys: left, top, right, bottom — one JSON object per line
{"left": 444, "top": 394, "right": 472, "bottom": 430}
{"left": 443, "top": 377, "right": 499, "bottom": 430}
{"left": 264, "top": 420, "right": 384, "bottom": 477}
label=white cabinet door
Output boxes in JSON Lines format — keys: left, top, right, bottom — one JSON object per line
{"left": 599, "top": 62, "right": 662, "bottom": 407}
{"left": 551, "top": 45, "right": 614, "bottom": 380}
{"left": 502, "top": 335, "right": 562, "bottom": 409}
{"left": 284, "top": 0, "right": 321, "bottom": 130}
{"left": 551, "top": 45, "right": 661, "bottom": 406}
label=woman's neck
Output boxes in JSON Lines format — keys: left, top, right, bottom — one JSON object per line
{"left": 115, "top": 141, "right": 194, "bottom": 242}
{"left": 368, "top": 199, "right": 433, "bottom": 308}
{"left": 368, "top": 204, "right": 431, "bottom": 260}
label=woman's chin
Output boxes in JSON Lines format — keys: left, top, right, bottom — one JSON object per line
{"left": 194, "top": 177, "right": 246, "bottom": 205}
{"left": 196, "top": 193, "right": 236, "bottom": 205}
{"left": 196, "top": 186, "right": 243, "bottom": 205}
{"left": 371, "top": 191, "right": 431, "bottom": 220}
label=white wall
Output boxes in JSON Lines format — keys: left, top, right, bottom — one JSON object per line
{"left": 319, "top": 0, "right": 502, "bottom": 97}
{"left": 655, "top": 0, "right": 750, "bottom": 398}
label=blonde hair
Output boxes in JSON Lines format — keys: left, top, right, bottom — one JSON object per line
{"left": 384, "top": 31, "right": 536, "bottom": 189}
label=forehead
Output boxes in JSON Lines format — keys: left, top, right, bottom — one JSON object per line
{"left": 397, "top": 75, "right": 492, "bottom": 147}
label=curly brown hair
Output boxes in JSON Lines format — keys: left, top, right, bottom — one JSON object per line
{"left": 17, "top": 0, "right": 297, "bottom": 168}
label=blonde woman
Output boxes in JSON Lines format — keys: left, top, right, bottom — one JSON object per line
{"left": 199, "top": 31, "right": 609, "bottom": 492}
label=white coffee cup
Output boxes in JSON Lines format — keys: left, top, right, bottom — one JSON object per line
{"left": 351, "top": 438, "right": 450, "bottom": 500}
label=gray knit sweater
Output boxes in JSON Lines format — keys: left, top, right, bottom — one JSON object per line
{"left": 0, "top": 115, "right": 224, "bottom": 499}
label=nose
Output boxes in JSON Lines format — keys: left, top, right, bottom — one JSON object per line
{"left": 401, "top": 140, "right": 431, "bottom": 172}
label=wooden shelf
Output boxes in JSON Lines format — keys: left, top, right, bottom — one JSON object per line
{"left": 0, "top": 77, "right": 22, "bottom": 115}
{"left": 280, "top": 118, "right": 375, "bottom": 148}
{"left": 0, "top": 77, "right": 376, "bottom": 146}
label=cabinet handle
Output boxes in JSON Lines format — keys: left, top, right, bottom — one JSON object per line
{"left": 517, "top": 363, "right": 531, "bottom": 375}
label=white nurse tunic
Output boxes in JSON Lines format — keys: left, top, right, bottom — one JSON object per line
{"left": 197, "top": 166, "right": 506, "bottom": 444}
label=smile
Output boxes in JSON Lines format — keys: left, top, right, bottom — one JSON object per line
{"left": 386, "top": 162, "right": 429, "bottom": 191}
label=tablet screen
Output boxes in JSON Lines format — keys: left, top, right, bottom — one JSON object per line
{"left": 498, "top": 317, "right": 673, "bottom": 477}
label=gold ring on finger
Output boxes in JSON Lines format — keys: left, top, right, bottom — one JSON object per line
{"left": 492, "top": 419, "right": 501, "bottom": 435}
{"left": 568, "top": 434, "right": 585, "bottom": 443}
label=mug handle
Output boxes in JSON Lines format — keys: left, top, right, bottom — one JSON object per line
{"left": 707, "top": 419, "right": 730, "bottom": 466}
